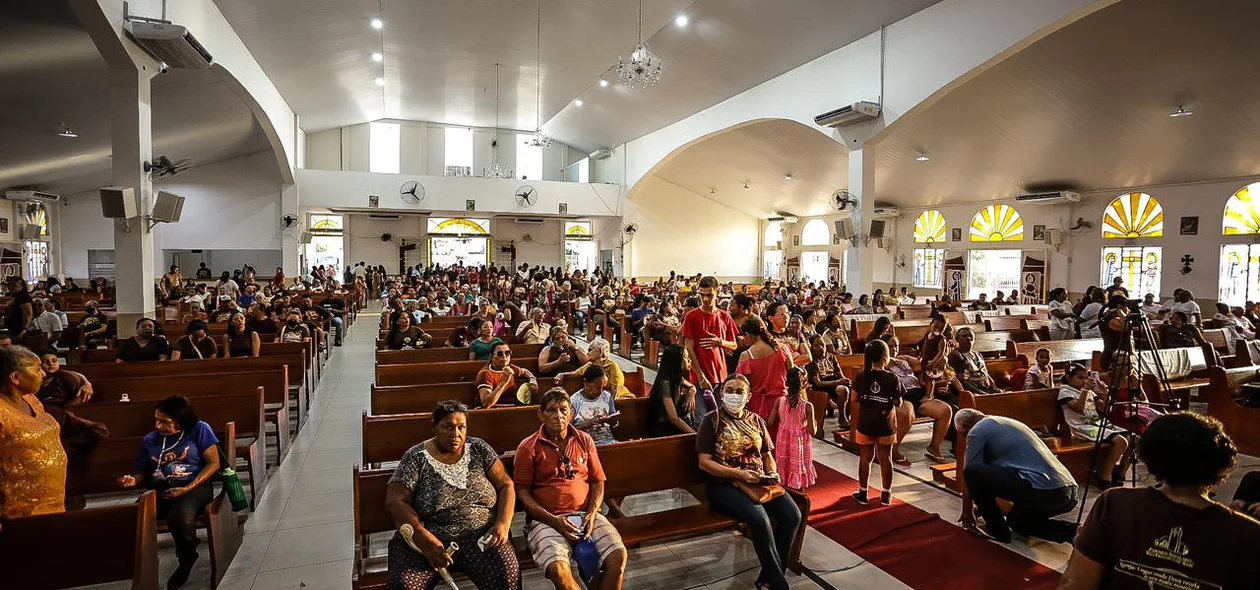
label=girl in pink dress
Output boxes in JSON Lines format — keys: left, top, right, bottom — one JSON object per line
{"left": 770, "top": 367, "right": 817, "bottom": 490}
{"left": 735, "top": 316, "right": 792, "bottom": 424}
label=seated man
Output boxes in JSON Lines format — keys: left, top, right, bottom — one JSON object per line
{"left": 277, "top": 309, "right": 312, "bottom": 343}
{"left": 117, "top": 318, "right": 171, "bottom": 362}
{"left": 476, "top": 342, "right": 538, "bottom": 408}
{"left": 514, "top": 388, "right": 627, "bottom": 590}
{"left": 948, "top": 327, "right": 1001, "bottom": 394}
{"left": 955, "top": 408, "right": 1079, "bottom": 543}
{"left": 26, "top": 298, "right": 63, "bottom": 345}
{"left": 301, "top": 294, "right": 343, "bottom": 347}
{"left": 968, "top": 293, "right": 995, "bottom": 311}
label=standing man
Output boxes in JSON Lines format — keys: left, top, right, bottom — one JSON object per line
{"left": 955, "top": 409, "right": 1078, "bottom": 543}
{"left": 683, "top": 276, "right": 738, "bottom": 392}
{"left": 1104, "top": 277, "right": 1129, "bottom": 300}
{"left": 515, "top": 388, "right": 627, "bottom": 590}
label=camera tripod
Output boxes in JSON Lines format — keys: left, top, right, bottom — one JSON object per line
{"left": 1074, "top": 310, "right": 1175, "bottom": 525}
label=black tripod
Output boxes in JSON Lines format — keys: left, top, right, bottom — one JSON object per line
{"left": 1075, "top": 311, "right": 1175, "bottom": 525}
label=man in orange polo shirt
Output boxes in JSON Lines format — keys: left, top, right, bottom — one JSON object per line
{"left": 514, "top": 388, "right": 626, "bottom": 590}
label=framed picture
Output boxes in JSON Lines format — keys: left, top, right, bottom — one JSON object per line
{"left": 1180, "top": 216, "right": 1199, "bottom": 235}
{"left": 951, "top": 228, "right": 962, "bottom": 242}
{"left": 1032, "top": 225, "right": 1046, "bottom": 241}
{"left": 792, "top": 235, "right": 800, "bottom": 246}
{"left": 466, "top": 199, "right": 476, "bottom": 212}
{"left": 367, "top": 195, "right": 379, "bottom": 208}
{"left": 0, "top": 219, "right": 8, "bottom": 234}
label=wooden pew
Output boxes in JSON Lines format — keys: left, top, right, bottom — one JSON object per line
{"left": 897, "top": 306, "right": 934, "bottom": 320}
{"left": 1007, "top": 338, "right": 1103, "bottom": 366}
{"left": 351, "top": 435, "right": 809, "bottom": 590}
{"left": 0, "top": 491, "right": 161, "bottom": 590}
{"left": 1200, "top": 328, "right": 1237, "bottom": 366}
{"left": 374, "top": 358, "right": 542, "bottom": 387}
{"left": 370, "top": 368, "right": 648, "bottom": 415}
{"left": 374, "top": 343, "right": 544, "bottom": 365}
{"left": 1203, "top": 366, "right": 1260, "bottom": 456}
{"left": 361, "top": 397, "right": 652, "bottom": 467}
{"left": 984, "top": 315, "right": 1044, "bottom": 332}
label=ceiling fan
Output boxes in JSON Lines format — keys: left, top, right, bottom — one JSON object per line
{"left": 515, "top": 185, "right": 538, "bottom": 208}
{"left": 400, "top": 181, "right": 425, "bottom": 206}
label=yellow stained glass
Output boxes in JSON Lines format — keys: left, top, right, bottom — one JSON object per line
{"left": 969, "top": 204, "right": 1023, "bottom": 242}
{"left": 913, "top": 210, "right": 947, "bottom": 243}
{"left": 1102, "top": 192, "right": 1163, "bottom": 238}
{"left": 565, "top": 222, "right": 591, "bottom": 236}
{"left": 1223, "top": 182, "right": 1260, "bottom": 235}
{"left": 432, "top": 218, "right": 488, "bottom": 234}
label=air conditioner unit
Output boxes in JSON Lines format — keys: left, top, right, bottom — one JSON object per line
{"left": 589, "top": 148, "right": 613, "bottom": 161}
{"left": 768, "top": 215, "right": 799, "bottom": 224}
{"left": 4, "top": 190, "right": 61, "bottom": 203}
{"left": 814, "top": 101, "right": 881, "bottom": 128}
{"left": 871, "top": 207, "right": 901, "bottom": 219}
{"left": 124, "top": 22, "right": 213, "bottom": 69}
{"left": 513, "top": 217, "right": 545, "bottom": 225}
{"left": 1016, "top": 191, "right": 1081, "bottom": 205}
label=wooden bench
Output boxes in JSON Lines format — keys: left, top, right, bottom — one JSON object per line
{"left": 984, "top": 315, "right": 1044, "bottom": 332}
{"left": 1200, "top": 328, "right": 1237, "bottom": 365}
{"left": 1007, "top": 338, "right": 1103, "bottom": 366}
{"left": 897, "top": 306, "right": 934, "bottom": 320}
{"left": 361, "top": 397, "right": 652, "bottom": 467}
{"left": 369, "top": 368, "right": 647, "bottom": 415}
{"left": 350, "top": 435, "right": 809, "bottom": 590}
{"left": 374, "top": 358, "right": 542, "bottom": 387}
{"left": 0, "top": 491, "right": 160, "bottom": 590}
{"left": 374, "top": 344, "right": 544, "bottom": 365}
{"left": 1203, "top": 366, "right": 1260, "bottom": 456}
{"left": 851, "top": 318, "right": 929, "bottom": 342}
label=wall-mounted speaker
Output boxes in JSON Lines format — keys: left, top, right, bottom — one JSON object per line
{"left": 1045, "top": 228, "right": 1064, "bottom": 246}
{"left": 834, "top": 219, "right": 854, "bottom": 239}
{"left": 99, "top": 187, "right": 137, "bottom": 219}
{"left": 151, "top": 191, "right": 185, "bottom": 223}
{"left": 300, "top": 231, "right": 313, "bottom": 244}
{"left": 869, "top": 219, "right": 886, "bottom": 239}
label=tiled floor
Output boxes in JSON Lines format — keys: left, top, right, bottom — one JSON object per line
{"left": 80, "top": 314, "right": 1259, "bottom": 589}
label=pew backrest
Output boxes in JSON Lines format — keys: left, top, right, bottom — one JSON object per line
{"left": 374, "top": 358, "right": 542, "bottom": 386}
{"left": 1007, "top": 338, "right": 1102, "bottom": 365}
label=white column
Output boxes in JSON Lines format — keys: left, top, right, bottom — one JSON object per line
{"left": 843, "top": 146, "right": 876, "bottom": 295}
{"left": 110, "top": 67, "right": 157, "bottom": 336}
{"left": 281, "top": 183, "right": 301, "bottom": 276}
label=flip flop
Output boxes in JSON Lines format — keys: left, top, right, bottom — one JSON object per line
{"left": 924, "top": 451, "right": 948, "bottom": 463}
{"left": 893, "top": 455, "right": 913, "bottom": 467}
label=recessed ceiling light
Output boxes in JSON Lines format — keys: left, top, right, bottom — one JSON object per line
{"left": 370, "top": 18, "right": 383, "bottom": 29}
{"left": 599, "top": 79, "right": 609, "bottom": 88}
{"left": 371, "top": 52, "right": 383, "bottom": 62}
{"left": 574, "top": 99, "right": 584, "bottom": 107}
{"left": 915, "top": 152, "right": 930, "bottom": 162}
{"left": 1169, "top": 105, "right": 1193, "bottom": 118}
{"left": 784, "top": 174, "right": 793, "bottom": 181}
{"left": 57, "top": 127, "right": 77, "bottom": 138}
{"left": 675, "top": 15, "right": 689, "bottom": 27}
{"left": 375, "top": 77, "right": 385, "bottom": 86}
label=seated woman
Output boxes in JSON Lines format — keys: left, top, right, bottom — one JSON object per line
{"left": 171, "top": 320, "right": 218, "bottom": 361}
{"left": 780, "top": 314, "right": 813, "bottom": 367}
{"left": 444, "top": 325, "right": 469, "bottom": 349}
{"left": 821, "top": 312, "right": 851, "bottom": 355}
{"left": 537, "top": 326, "right": 587, "bottom": 377}
{"left": 1057, "top": 365, "right": 1131, "bottom": 489}
{"left": 697, "top": 374, "right": 803, "bottom": 590}
{"left": 570, "top": 365, "right": 618, "bottom": 445}
{"left": 646, "top": 345, "right": 698, "bottom": 435}
{"left": 882, "top": 335, "right": 953, "bottom": 463}
{"left": 948, "top": 327, "right": 1000, "bottom": 395}
{"left": 386, "top": 313, "right": 431, "bottom": 351}
{"left": 179, "top": 302, "right": 208, "bottom": 324}
{"left": 385, "top": 401, "right": 518, "bottom": 590}
{"left": 1159, "top": 310, "right": 1210, "bottom": 349}
{"left": 863, "top": 316, "right": 895, "bottom": 346}
{"left": 117, "top": 395, "right": 221, "bottom": 590}
{"left": 223, "top": 311, "right": 261, "bottom": 358}
{"left": 849, "top": 294, "right": 874, "bottom": 314}
{"left": 467, "top": 317, "right": 503, "bottom": 361}
{"left": 116, "top": 318, "right": 172, "bottom": 363}
{"left": 556, "top": 338, "right": 632, "bottom": 399}
{"left": 1213, "top": 302, "right": 1256, "bottom": 340}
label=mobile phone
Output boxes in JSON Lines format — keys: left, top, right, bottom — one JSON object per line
{"left": 759, "top": 473, "right": 781, "bottom": 484}
{"left": 603, "top": 411, "right": 621, "bottom": 420}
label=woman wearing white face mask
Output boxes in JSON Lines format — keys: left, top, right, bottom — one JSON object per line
{"left": 697, "top": 374, "right": 803, "bottom": 590}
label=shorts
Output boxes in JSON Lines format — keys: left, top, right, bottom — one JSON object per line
{"left": 853, "top": 431, "right": 895, "bottom": 446}
{"left": 525, "top": 513, "right": 625, "bottom": 572}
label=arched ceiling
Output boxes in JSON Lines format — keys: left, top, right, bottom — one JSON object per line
{"left": 873, "top": 0, "right": 1260, "bottom": 207}
{"left": 646, "top": 119, "right": 847, "bottom": 219}
{"left": 0, "top": 1, "right": 274, "bottom": 196}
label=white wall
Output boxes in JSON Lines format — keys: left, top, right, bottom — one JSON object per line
{"left": 624, "top": 176, "right": 760, "bottom": 280}
{"left": 344, "top": 214, "right": 425, "bottom": 273}
{"left": 494, "top": 218, "right": 564, "bottom": 269}
{"left": 163, "top": 249, "right": 281, "bottom": 277}
{"left": 306, "top": 129, "right": 341, "bottom": 171}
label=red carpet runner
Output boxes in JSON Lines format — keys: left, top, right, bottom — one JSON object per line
{"left": 803, "top": 463, "right": 1061, "bottom": 589}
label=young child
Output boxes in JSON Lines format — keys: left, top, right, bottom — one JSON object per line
{"left": 852, "top": 339, "right": 903, "bottom": 506}
{"left": 1058, "top": 364, "right": 1131, "bottom": 489}
{"left": 1024, "top": 348, "right": 1055, "bottom": 390}
{"left": 570, "top": 364, "right": 618, "bottom": 445}
{"left": 769, "top": 367, "right": 817, "bottom": 490}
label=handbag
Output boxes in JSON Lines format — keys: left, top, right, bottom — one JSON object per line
{"left": 732, "top": 479, "right": 786, "bottom": 504}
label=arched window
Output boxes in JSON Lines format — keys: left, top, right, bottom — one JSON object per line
{"left": 764, "top": 221, "right": 783, "bottom": 248}
{"left": 800, "top": 219, "right": 829, "bottom": 246}
{"left": 913, "top": 210, "right": 947, "bottom": 244}
{"left": 763, "top": 221, "right": 784, "bottom": 279}
{"left": 1223, "top": 182, "right": 1260, "bottom": 235}
{"left": 969, "top": 204, "right": 1023, "bottom": 242}
{"left": 1102, "top": 192, "right": 1163, "bottom": 238}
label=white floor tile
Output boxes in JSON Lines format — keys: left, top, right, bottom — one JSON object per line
{"left": 259, "top": 521, "right": 354, "bottom": 572}
{"left": 276, "top": 491, "right": 354, "bottom": 530}
{"left": 249, "top": 559, "right": 353, "bottom": 590}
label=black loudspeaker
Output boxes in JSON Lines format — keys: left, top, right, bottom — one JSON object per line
{"left": 834, "top": 219, "right": 854, "bottom": 239}
{"left": 151, "top": 191, "right": 184, "bottom": 223}
{"left": 100, "top": 187, "right": 137, "bottom": 219}
{"left": 869, "top": 220, "right": 886, "bottom": 238}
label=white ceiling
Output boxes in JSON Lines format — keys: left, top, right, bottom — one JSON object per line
{"left": 212, "top": 0, "right": 941, "bottom": 151}
{"left": 0, "top": 2, "right": 274, "bottom": 196}
{"left": 872, "top": 0, "right": 1260, "bottom": 207}
{"left": 648, "top": 119, "right": 847, "bottom": 219}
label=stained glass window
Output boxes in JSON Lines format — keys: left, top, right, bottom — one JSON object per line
{"left": 1223, "top": 182, "right": 1260, "bottom": 235}
{"left": 428, "top": 217, "right": 490, "bottom": 235}
{"left": 309, "top": 214, "right": 343, "bottom": 234}
{"left": 913, "top": 210, "right": 946, "bottom": 243}
{"left": 1218, "top": 245, "right": 1260, "bottom": 306}
{"left": 23, "top": 202, "right": 48, "bottom": 236}
{"left": 1101, "top": 246, "right": 1161, "bottom": 299}
{"left": 1102, "top": 192, "right": 1163, "bottom": 238}
{"left": 969, "top": 204, "right": 1023, "bottom": 242}
{"left": 914, "top": 248, "right": 944, "bottom": 288}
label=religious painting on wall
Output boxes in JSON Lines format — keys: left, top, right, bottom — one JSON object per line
{"left": 1180, "top": 216, "right": 1199, "bottom": 235}
{"left": 951, "top": 228, "right": 962, "bottom": 242}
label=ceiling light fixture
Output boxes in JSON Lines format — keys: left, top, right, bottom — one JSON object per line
{"left": 371, "top": 52, "right": 382, "bottom": 62}
{"left": 915, "top": 152, "right": 930, "bottom": 162}
{"left": 526, "top": 0, "right": 553, "bottom": 149}
{"left": 574, "top": 99, "right": 584, "bottom": 107}
{"left": 57, "top": 125, "right": 78, "bottom": 138}
{"left": 599, "top": 79, "right": 609, "bottom": 88}
{"left": 675, "top": 15, "right": 688, "bottom": 27}
{"left": 370, "top": 18, "right": 383, "bottom": 29}
{"left": 375, "top": 77, "right": 385, "bottom": 86}
{"left": 616, "top": 0, "right": 663, "bottom": 89}
{"left": 1169, "top": 105, "right": 1193, "bottom": 118}
{"left": 784, "top": 174, "right": 793, "bottom": 181}
{"left": 484, "top": 63, "right": 515, "bottom": 179}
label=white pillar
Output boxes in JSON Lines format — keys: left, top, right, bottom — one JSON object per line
{"left": 844, "top": 146, "right": 876, "bottom": 295}
{"left": 110, "top": 67, "right": 157, "bottom": 336}
{"left": 281, "top": 183, "right": 301, "bottom": 277}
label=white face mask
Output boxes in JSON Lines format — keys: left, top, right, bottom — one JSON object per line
{"left": 722, "top": 392, "right": 749, "bottom": 414}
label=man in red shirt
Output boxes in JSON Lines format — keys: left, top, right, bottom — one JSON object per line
{"left": 515, "top": 388, "right": 626, "bottom": 589}
{"left": 682, "top": 276, "right": 739, "bottom": 391}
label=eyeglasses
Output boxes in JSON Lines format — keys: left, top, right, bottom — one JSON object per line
{"left": 494, "top": 351, "right": 512, "bottom": 357}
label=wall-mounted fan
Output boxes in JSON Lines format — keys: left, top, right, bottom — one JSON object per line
{"left": 144, "top": 155, "right": 193, "bottom": 179}
{"left": 830, "top": 189, "right": 857, "bottom": 212}
{"left": 400, "top": 181, "right": 424, "bottom": 206}
{"left": 619, "top": 223, "right": 639, "bottom": 247}
{"left": 515, "top": 185, "right": 538, "bottom": 208}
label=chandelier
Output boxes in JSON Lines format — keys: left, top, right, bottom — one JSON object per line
{"left": 529, "top": 0, "right": 553, "bottom": 149}
{"left": 483, "top": 63, "right": 515, "bottom": 179}
{"left": 525, "top": 131, "right": 553, "bottom": 149}
{"left": 616, "top": 0, "right": 662, "bottom": 89}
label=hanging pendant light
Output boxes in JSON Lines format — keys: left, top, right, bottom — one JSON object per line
{"left": 526, "top": 0, "right": 553, "bottom": 149}
{"left": 484, "top": 63, "right": 515, "bottom": 178}
{"left": 616, "top": 0, "right": 663, "bottom": 89}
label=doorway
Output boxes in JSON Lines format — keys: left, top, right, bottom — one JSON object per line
{"left": 801, "top": 251, "right": 828, "bottom": 285}
{"left": 967, "top": 249, "right": 1022, "bottom": 300}
{"left": 428, "top": 236, "right": 489, "bottom": 268}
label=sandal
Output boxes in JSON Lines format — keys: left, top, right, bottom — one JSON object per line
{"left": 893, "top": 454, "right": 913, "bottom": 467}
{"left": 924, "top": 450, "right": 948, "bottom": 463}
